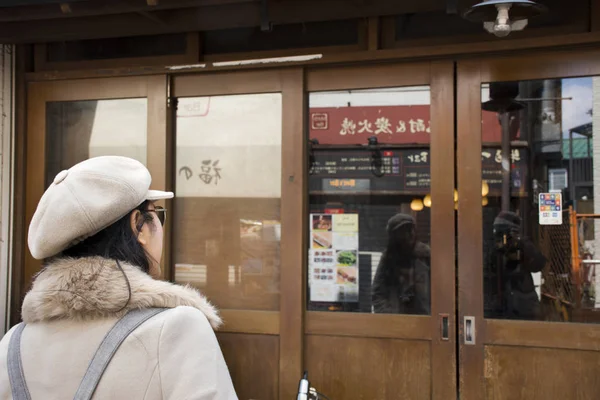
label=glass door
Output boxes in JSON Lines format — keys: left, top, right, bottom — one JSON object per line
{"left": 457, "top": 49, "right": 600, "bottom": 399}
{"left": 170, "top": 69, "right": 305, "bottom": 400}
{"left": 304, "top": 61, "right": 456, "bottom": 399}
{"left": 21, "top": 76, "right": 169, "bottom": 320}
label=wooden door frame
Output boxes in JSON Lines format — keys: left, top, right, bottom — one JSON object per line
{"left": 172, "top": 68, "right": 306, "bottom": 400}
{"left": 305, "top": 60, "right": 456, "bottom": 399}
{"left": 457, "top": 47, "right": 600, "bottom": 400}
{"left": 21, "top": 74, "right": 170, "bottom": 318}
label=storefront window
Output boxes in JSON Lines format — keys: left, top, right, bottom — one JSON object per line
{"left": 307, "top": 86, "right": 432, "bottom": 314}
{"left": 173, "top": 93, "right": 282, "bottom": 311}
{"left": 481, "top": 77, "right": 600, "bottom": 324}
{"left": 46, "top": 99, "right": 147, "bottom": 187}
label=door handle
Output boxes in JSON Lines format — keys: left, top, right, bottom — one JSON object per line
{"left": 440, "top": 314, "right": 449, "bottom": 341}
{"left": 464, "top": 316, "right": 476, "bottom": 345}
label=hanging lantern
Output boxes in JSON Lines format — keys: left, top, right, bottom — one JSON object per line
{"left": 411, "top": 198, "right": 424, "bottom": 211}
{"left": 423, "top": 194, "right": 432, "bottom": 208}
{"left": 482, "top": 197, "right": 489, "bottom": 206}
{"left": 482, "top": 180, "right": 490, "bottom": 197}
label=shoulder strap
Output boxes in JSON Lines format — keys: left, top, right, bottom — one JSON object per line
{"left": 73, "top": 307, "right": 168, "bottom": 400}
{"left": 7, "top": 323, "right": 31, "bottom": 400}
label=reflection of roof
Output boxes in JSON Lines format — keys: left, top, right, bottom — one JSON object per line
{"left": 562, "top": 137, "right": 591, "bottom": 159}
{"left": 569, "top": 122, "right": 593, "bottom": 137}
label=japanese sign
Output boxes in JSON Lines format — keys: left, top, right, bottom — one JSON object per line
{"left": 176, "top": 93, "right": 282, "bottom": 198}
{"left": 309, "top": 105, "right": 513, "bottom": 145}
{"left": 309, "top": 147, "right": 527, "bottom": 194}
{"left": 309, "top": 213, "right": 360, "bottom": 303}
{"left": 539, "top": 192, "right": 563, "bottom": 225}
{"left": 176, "top": 146, "right": 281, "bottom": 198}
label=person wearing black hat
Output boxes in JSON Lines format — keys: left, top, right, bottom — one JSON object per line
{"left": 372, "top": 213, "right": 431, "bottom": 315}
{"left": 485, "top": 211, "right": 547, "bottom": 320}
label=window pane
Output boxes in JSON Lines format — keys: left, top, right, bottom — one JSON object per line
{"left": 174, "top": 93, "right": 282, "bottom": 311}
{"left": 308, "top": 86, "right": 432, "bottom": 315}
{"left": 481, "top": 77, "right": 600, "bottom": 324}
{"left": 47, "top": 33, "right": 188, "bottom": 62}
{"left": 203, "top": 19, "right": 359, "bottom": 55}
{"left": 46, "top": 99, "right": 147, "bottom": 187}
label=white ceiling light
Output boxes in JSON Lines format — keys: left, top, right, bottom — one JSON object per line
{"left": 463, "top": 0, "right": 548, "bottom": 38}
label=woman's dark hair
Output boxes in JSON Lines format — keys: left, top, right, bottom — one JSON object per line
{"left": 61, "top": 200, "right": 156, "bottom": 273}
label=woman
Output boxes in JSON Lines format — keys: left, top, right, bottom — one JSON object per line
{"left": 0, "top": 156, "right": 238, "bottom": 399}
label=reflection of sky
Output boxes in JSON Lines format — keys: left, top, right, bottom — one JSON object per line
{"left": 562, "top": 77, "right": 593, "bottom": 138}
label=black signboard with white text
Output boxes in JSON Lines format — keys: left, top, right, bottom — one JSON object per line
{"left": 309, "top": 147, "right": 527, "bottom": 194}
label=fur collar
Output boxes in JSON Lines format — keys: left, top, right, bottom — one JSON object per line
{"left": 21, "top": 256, "right": 222, "bottom": 329}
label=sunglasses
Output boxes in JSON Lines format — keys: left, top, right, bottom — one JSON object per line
{"left": 149, "top": 205, "right": 167, "bottom": 226}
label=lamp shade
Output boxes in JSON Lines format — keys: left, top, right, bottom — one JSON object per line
{"left": 463, "top": 0, "right": 547, "bottom": 21}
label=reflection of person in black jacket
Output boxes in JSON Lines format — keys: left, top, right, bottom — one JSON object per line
{"left": 372, "top": 214, "right": 430, "bottom": 315}
{"left": 485, "top": 211, "right": 547, "bottom": 320}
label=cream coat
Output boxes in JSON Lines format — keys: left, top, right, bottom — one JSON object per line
{"left": 0, "top": 256, "right": 238, "bottom": 400}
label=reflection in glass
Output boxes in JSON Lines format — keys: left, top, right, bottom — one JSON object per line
{"left": 482, "top": 77, "right": 600, "bottom": 324}
{"left": 46, "top": 99, "right": 147, "bottom": 187}
{"left": 307, "top": 86, "right": 432, "bottom": 315}
{"left": 372, "top": 213, "right": 431, "bottom": 314}
{"left": 173, "top": 93, "right": 282, "bottom": 311}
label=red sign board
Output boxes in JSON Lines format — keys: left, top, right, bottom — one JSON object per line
{"left": 309, "top": 105, "right": 514, "bottom": 145}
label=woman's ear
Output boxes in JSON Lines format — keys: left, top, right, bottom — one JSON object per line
{"left": 129, "top": 210, "right": 147, "bottom": 245}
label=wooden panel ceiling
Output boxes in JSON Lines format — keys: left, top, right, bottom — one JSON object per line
{"left": 0, "top": 0, "right": 448, "bottom": 43}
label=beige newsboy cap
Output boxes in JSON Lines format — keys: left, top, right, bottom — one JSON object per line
{"left": 28, "top": 156, "right": 174, "bottom": 260}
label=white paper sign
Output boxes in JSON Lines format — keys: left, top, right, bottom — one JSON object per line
{"left": 539, "top": 192, "right": 562, "bottom": 225}
{"left": 309, "top": 213, "right": 360, "bottom": 304}
{"left": 176, "top": 93, "right": 282, "bottom": 198}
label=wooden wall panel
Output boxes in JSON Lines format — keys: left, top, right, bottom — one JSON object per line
{"left": 429, "top": 60, "right": 457, "bottom": 399}
{"left": 278, "top": 68, "right": 306, "bottom": 399}
{"left": 217, "top": 333, "right": 280, "bottom": 400}
{"left": 484, "top": 345, "right": 600, "bottom": 400}
{"left": 457, "top": 60, "right": 485, "bottom": 400}
{"left": 307, "top": 62, "right": 430, "bottom": 92}
{"left": 305, "top": 335, "right": 431, "bottom": 400}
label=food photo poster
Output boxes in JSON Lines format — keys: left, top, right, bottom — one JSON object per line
{"left": 309, "top": 213, "right": 359, "bottom": 303}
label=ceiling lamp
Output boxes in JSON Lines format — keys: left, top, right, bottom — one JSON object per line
{"left": 411, "top": 198, "right": 424, "bottom": 211}
{"left": 463, "top": 0, "right": 547, "bottom": 38}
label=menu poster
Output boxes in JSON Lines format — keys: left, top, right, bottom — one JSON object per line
{"left": 539, "top": 192, "right": 563, "bottom": 225}
{"left": 310, "top": 213, "right": 360, "bottom": 303}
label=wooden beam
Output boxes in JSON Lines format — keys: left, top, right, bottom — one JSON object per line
{"left": 23, "top": 30, "right": 600, "bottom": 83}
{"left": 457, "top": 59, "right": 486, "bottom": 400}
{"left": 367, "top": 16, "right": 380, "bottom": 51}
{"left": 0, "top": 0, "right": 444, "bottom": 43}
{"left": 0, "top": 0, "right": 443, "bottom": 24}
{"left": 0, "top": 0, "right": 256, "bottom": 22}
{"left": 137, "top": 10, "right": 167, "bottom": 26}
{"left": 279, "top": 66, "right": 306, "bottom": 400}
